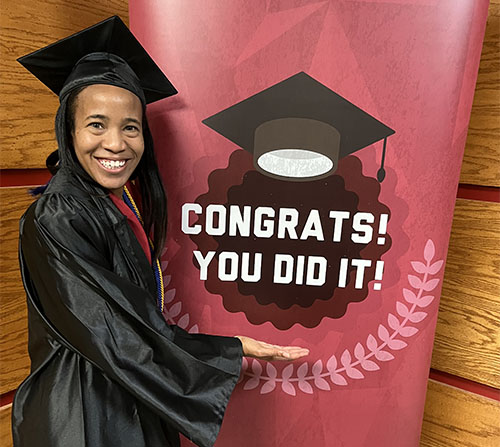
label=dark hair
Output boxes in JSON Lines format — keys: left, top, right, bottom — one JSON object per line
{"left": 55, "top": 86, "right": 167, "bottom": 261}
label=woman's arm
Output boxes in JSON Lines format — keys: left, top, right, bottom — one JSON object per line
{"left": 21, "top": 193, "right": 241, "bottom": 447}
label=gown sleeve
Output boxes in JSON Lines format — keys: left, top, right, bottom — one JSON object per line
{"left": 20, "top": 192, "right": 243, "bottom": 447}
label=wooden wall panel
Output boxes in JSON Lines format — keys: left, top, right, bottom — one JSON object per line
{"left": 0, "top": 405, "right": 13, "bottom": 447}
{"left": 420, "top": 380, "right": 500, "bottom": 447}
{"left": 0, "top": 0, "right": 129, "bottom": 170}
{"left": 0, "top": 188, "right": 35, "bottom": 394}
{"left": 431, "top": 199, "right": 500, "bottom": 388}
{"left": 459, "top": 1, "right": 500, "bottom": 187}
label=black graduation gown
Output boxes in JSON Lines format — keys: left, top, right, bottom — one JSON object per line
{"left": 12, "top": 169, "right": 243, "bottom": 447}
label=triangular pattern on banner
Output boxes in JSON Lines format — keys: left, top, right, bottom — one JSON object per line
{"left": 309, "top": 3, "right": 380, "bottom": 124}
{"left": 343, "top": 0, "right": 438, "bottom": 4}
{"left": 236, "top": 1, "right": 328, "bottom": 65}
{"left": 268, "top": 0, "right": 328, "bottom": 12}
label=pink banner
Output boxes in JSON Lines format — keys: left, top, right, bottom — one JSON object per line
{"left": 130, "top": 1, "right": 489, "bottom": 445}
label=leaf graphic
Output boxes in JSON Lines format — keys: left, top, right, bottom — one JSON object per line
{"left": 297, "top": 363, "right": 308, "bottom": 379}
{"left": 403, "top": 288, "right": 418, "bottom": 304}
{"left": 326, "top": 355, "right": 337, "bottom": 372}
{"left": 408, "top": 275, "right": 423, "bottom": 289}
{"left": 396, "top": 302, "right": 410, "bottom": 318}
{"left": 346, "top": 366, "right": 364, "bottom": 379}
{"left": 360, "top": 359, "right": 380, "bottom": 371}
{"left": 281, "top": 381, "right": 296, "bottom": 396}
{"left": 164, "top": 288, "right": 176, "bottom": 304}
{"left": 260, "top": 380, "right": 276, "bottom": 394}
{"left": 282, "top": 364, "right": 294, "bottom": 380}
{"left": 312, "top": 360, "right": 323, "bottom": 377}
{"left": 243, "top": 377, "right": 260, "bottom": 390}
{"left": 387, "top": 313, "right": 400, "bottom": 331}
{"left": 417, "top": 295, "right": 435, "bottom": 307}
{"left": 387, "top": 339, "right": 407, "bottom": 350}
{"left": 354, "top": 343, "right": 366, "bottom": 360}
{"left": 411, "top": 261, "right": 428, "bottom": 274}
{"left": 266, "top": 363, "right": 277, "bottom": 379}
{"left": 366, "top": 334, "right": 378, "bottom": 352}
{"left": 252, "top": 359, "right": 263, "bottom": 376}
{"left": 340, "top": 349, "right": 352, "bottom": 368}
{"left": 314, "top": 377, "right": 331, "bottom": 391}
{"left": 169, "top": 302, "right": 182, "bottom": 318}
{"left": 424, "top": 240, "right": 435, "bottom": 262}
{"left": 428, "top": 260, "right": 444, "bottom": 275}
{"left": 408, "top": 311, "right": 427, "bottom": 323}
{"left": 241, "top": 357, "right": 248, "bottom": 371}
{"left": 378, "top": 324, "right": 390, "bottom": 343}
{"left": 177, "top": 314, "right": 189, "bottom": 329}
{"left": 422, "top": 278, "right": 440, "bottom": 291}
{"left": 163, "top": 275, "right": 172, "bottom": 287}
{"left": 375, "top": 350, "right": 395, "bottom": 361}
{"left": 161, "top": 261, "right": 169, "bottom": 271}
{"left": 330, "top": 373, "right": 348, "bottom": 386}
{"left": 188, "top": 324, "right": 199, "bottom": 334}
{"left": 298, "top": 379, "right": 313, "bottom": 394}
{"left": 399, "top": 326, "right": 418, "bottom": 337}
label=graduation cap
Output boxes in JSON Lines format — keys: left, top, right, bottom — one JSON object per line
{"left": 203, "top": 72, "right": 394, "bottom": 182}
{"left": 17, "top": 15, "right": 177, "bottom": 104}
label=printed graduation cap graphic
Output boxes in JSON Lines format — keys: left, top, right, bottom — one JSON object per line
{"left": 17, "top": 15, "right": 177, "bottom": 104}
{"left": 203, "top": 72, "right": 394, "bottom": 182}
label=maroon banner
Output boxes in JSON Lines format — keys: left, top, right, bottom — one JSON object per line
{"left": 130, "top": 1, "right": 489, "bottom": 445}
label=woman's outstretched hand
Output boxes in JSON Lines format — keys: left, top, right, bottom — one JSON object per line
{"left": 235, "top": 336, "right": 309, "bottom": 361}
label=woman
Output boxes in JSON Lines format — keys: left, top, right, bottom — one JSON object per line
{"left": 13, "top": 16, "right": 308, "bottom": 447}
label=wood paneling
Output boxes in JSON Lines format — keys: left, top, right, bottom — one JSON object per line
{"left": 0, "top": 0, "right": 129, "bottom": 169}
{"left": 459, "top": 1, "right": 500, "bottom": 187}
{"left": 420, "top": 380, "right": 500, "bottom": 447}
{"left": 431, "top": 199, "right": 500, "bottom": 388}
{"left": 0, "top": 188, "right": 35, "bottom": 394}
{"left": 0, "top": 405, "right": 13, "bottom": 447}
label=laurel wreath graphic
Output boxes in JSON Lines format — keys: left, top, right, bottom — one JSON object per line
{"left": 162, "top": 240, "right": 443, "bottom": 395}
{"left": 238, "top": 239, "right": 443, "bottom": 395}
{"left": 161, "top": 248, "right": 199, "bottom": 334}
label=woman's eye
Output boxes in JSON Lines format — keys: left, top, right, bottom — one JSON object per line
{"left": 124, "top": 125, "right": 140, "bottom": 132}
{"left": 88, "top": 122, "right": 104, "bottom": 129}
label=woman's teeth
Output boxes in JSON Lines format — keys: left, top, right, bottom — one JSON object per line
{"left": 98, "top": 159, "right": 126, "bottom": 170}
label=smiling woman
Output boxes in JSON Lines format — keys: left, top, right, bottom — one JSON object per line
{"left": 12, "top": 16, "right": 308, "bottom": 447}
{"left": 71, "top": 84, "right": 145, "bottom": 197}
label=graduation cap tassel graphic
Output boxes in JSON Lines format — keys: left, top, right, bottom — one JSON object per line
{"left": 203, "top": 72, "right": 394, "bottom": 182}
{"left": 377, "top": 137, "right": 388, "bottom": 182}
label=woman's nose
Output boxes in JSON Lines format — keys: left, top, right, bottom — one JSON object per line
{"left": 102, "top": 128, "right": 126, "bottom": 152}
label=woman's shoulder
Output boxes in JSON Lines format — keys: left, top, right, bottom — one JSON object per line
{"left": 20, "top": 173, "right": 116, "bottom": 267}
{"left": 25, "top": 170, "right": 111, "bottom": 236}
{"left": 43, "top": 168, "right": 99, "bottom": 200}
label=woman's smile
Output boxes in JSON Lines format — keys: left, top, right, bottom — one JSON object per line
{"left": 95, "top": 157, "right": 129, "bottom": 171}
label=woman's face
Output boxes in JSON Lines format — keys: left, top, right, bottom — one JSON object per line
{"left": 71, "top": 84, "right": 144, "bottom": 197}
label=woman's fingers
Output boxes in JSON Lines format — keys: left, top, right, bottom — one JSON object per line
{"left": 275, "top": 346, "right": 310, "bottom": 360}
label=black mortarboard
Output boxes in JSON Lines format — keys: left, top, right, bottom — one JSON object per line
{"left": 17, "top": 15, "right": 177, "bottom": 104}
{"left": 203, "top": 72, "right": 394, "bottom": 182}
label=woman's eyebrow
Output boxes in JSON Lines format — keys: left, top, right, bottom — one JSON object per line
{"left": 124, "top": 117, "right": 142, "bottom": 125}
{"left": 85, "top": 114, "right": 107, "bottom": 121}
